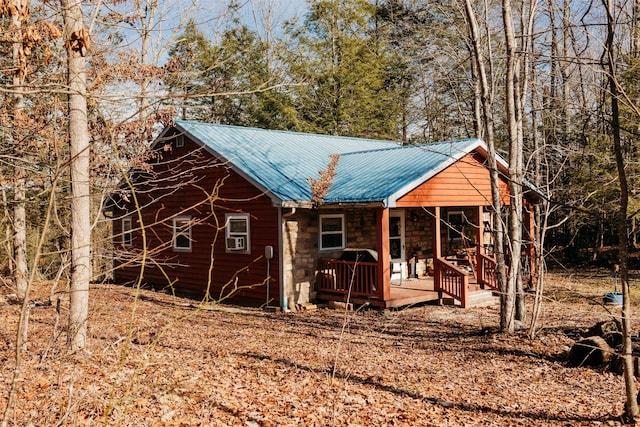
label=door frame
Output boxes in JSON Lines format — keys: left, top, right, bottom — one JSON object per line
{"left": 389, "top": 210, "right": 406, "bottom": 280}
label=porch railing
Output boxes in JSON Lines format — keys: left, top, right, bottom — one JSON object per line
{"left": 316, "top": 259, "right": 379, "bottom": 298}
{"left": 477, "top": 253, "right": 499, "bottom": 291}
{"left": 434, "top": 258, "right": 469, "bottom": 307}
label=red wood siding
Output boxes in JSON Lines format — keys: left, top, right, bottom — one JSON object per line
{"left": 113, "top": 133, "right": 280, "bottom": 306}
{"left": 396, "top": 152, "right": 510, "bottom": 207}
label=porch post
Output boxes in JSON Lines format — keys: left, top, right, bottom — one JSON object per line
{"left": 433, "top": 207, "right": 441, "bottom": 259}
{"left": 433, "top": 207, "right": 442, "bottom": 300}
{"left": 376, "top": 207, "right": 391, "bottom": 302}
{"left": 474, "top": 205, "right": 483, "bottom": 281}
{"left": 476, "top": 206, "right": 484, "bottom": 253}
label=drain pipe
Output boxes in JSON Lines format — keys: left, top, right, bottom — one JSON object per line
{"left": 279, "top": 207, "right": 290, "bottom": 311}
{"left": 265, "top": 245, "right": 274, "bottom": 307}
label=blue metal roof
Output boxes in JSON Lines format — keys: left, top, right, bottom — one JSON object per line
{"left": 326, "top": 140, "right": 483, "bottom": 205}
{"left": 174, "top": 120, "right": 485, "bottom": 207}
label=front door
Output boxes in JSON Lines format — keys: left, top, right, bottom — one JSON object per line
{"left": 389, "top": 210, "right": 405, "bottom": 280}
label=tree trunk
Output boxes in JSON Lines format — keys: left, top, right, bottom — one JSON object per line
{"left": 528, "top": 35, "right": 546, "bottom": 338}
{"left": 500, "top": 0, "right": 524, "bottom": 334}
{"left": 12, "top": 0, "right": 28, "bottom": 300}
{"left": 603, "top": 0, "right": 639, "bottom": 418}
{"left": 138, "top": 0, "right": 158, "bottom": 126}
{"left": 13, "top": 175, "right": 27, "bottom": 300}
{"left": 515, "top": 0, "right": 536, "bottom": 324}
{"left": 458, "top": 0, "right": 507, "bottom": 325}
{"left": 61, "top": 0, "right": 92, "bottom": 352}
{"left": 632, "top": 0, "right": 640, "bottom": 57}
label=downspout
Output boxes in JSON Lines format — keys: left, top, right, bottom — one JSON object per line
{"left": 278, "top": 207, "right": 286, "bottom": 311}
{"left": 282, "top": 208, "right": 296, "bottom": 218}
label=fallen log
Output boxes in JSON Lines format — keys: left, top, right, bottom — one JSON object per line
{"left": 609, "top": 343, "right": 640, "bottom": 376}
{"left": 569, "top": 336, "right": 613, "bottom": 367}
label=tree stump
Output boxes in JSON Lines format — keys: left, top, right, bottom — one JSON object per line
{"left": 569, "top": 336, "right": 613, "bottom": 367}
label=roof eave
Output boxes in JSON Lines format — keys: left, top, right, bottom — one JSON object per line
{"left": 319, "top": 201, "right": 386, "bottom": 209}
{"left": 281, "top": 200, "right": 314, "bottom": 209}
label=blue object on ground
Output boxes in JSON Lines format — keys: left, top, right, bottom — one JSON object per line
{"left": 603, "top": 292, "right": 623, "bottom": 305}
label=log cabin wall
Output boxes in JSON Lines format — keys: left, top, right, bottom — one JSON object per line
{"left": 113, "top": 133, "right": 280, "bottom": 306}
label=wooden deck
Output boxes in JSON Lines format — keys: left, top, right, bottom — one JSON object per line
{"left": 318, "top": 276, "right": 441, "bottom": 309}
{"left": 317, "top": 274, "right": 498, "bottom": 309}
{"left": 387, "top": 277, "right": 440, "bottom": 308}
{"left": 316, "top": 255, "right": 500, "bottom": 309}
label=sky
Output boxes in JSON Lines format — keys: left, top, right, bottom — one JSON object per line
{"left": 107, "top": 0, "right": 307, "bottom": 67}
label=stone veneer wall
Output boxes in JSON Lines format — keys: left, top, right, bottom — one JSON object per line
{"left": 282, "top": 210, "right": 318, "bottom": 309}
{"left": 403, "top": 209, "right": 434, "bottom": 277}
{"left": 281, "top": 208, "right": 379, "bottom": 308}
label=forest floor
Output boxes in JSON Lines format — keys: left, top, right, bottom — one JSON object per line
{"left": 0, "top": 269, "right": 638, "bottom": 426}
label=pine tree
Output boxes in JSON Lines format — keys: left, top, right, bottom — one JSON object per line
{"left": 288, "top": 0, "right": 403, "bottom": 139}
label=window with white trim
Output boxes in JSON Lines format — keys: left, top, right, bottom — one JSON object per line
{"left": 173, "top": 216, "right": 192, "bottom": 252}
{"left": 175, "top": 135, "right": 184, "bottom": 147}
{"left": 319, "top": 214, "right": 345, "bottom": 251}
{"left": 122, "top": 217, "right": 133, "bottom": 246}
{"left": 225, "top": 213, "right": 250, "bottom": 253}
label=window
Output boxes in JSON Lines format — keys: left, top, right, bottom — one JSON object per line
{"left": 175, "top": 135, "right": 184, "bottom": 148}
{"left": 319, "top": 214, "right": 345, "bottom": 251}
{"left": 389, "top": 211, "right": 405, "bottom": 262}
{"left": 122, "top": 217, "right": 133, "bottom": 246}
{"left": 173, "top": 216, "right": 192, "bottom": 251}
{"left": 225, "top": 213, "right": 250, "bottom": 253}
{"left": 448, "top": 211, "right": 465, "bottom": 241}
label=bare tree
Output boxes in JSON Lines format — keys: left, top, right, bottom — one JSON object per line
{"left": 61, "top": 0, "right": 92, "bottom": 352}
{"left": 458, "top": 0, "right": 508, "bottom": 330}
{"left": 8, "top": 0, "right": 29, "bottom": 300}
{"left": 603, "top": 0, "right": 638, "bottom": 417}
{"left": 501, "top": 0, "right": 530, "bottom": 333}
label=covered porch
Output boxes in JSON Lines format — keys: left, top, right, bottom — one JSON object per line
{"left": 313, "top": 145, "right": 538, "bottom": 309}
{"left": 316, "top": 205, "right": 512, "bottom": 309}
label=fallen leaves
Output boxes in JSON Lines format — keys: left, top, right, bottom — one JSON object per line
{"left": 0, "top": 271, "right": 636, "bottom": 425}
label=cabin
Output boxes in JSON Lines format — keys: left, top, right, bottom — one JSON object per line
{"left": 108, "top": 120, "right": 536, "bottom": 309}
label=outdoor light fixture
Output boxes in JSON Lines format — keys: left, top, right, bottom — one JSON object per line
{"left": 411, "top": 211, "right": 419, "bottom": 222}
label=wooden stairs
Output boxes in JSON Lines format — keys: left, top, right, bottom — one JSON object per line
{"left": 442, "top": 279, "right": 499, "bottom": 308}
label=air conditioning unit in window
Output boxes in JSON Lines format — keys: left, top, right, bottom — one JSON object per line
{"left": 226, "top": 236, "right": 245, "bottom": 250}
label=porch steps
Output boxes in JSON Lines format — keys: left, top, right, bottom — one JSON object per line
{"left": 442, "top": 290, "right": 498, "bottom": 307}
{"left": 466, "top": 289, "right": 499, "bottom": 307}
{"left": 462, "top": 279, "right": 499, "bottom": 307}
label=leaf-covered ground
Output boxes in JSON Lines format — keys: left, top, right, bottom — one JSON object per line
{"left": 0, "top": 270, "right": 637, "bottom": 426}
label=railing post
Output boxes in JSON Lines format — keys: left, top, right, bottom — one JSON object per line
{"left": 461, "top": 274, "right": 468, "bottom": 308}
{"left": 477, "top": 253, "right": 484, "bottom": 287}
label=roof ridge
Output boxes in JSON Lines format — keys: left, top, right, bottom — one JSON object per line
{"left": 175, "top": 119, "right": 400, "bottom": 146}
{"left": 340, "top": 137, "right": 483, "bottom": 156}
